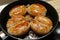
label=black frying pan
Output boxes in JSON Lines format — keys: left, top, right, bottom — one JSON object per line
{"left": 0, "top": 0, "right": 59, "bottom": 40}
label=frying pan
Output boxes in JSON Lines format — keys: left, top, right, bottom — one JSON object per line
{"left": 0, "top": 0, "right": 59, "bottom": 40}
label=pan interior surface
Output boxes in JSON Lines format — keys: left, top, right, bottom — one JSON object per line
{"left": 0, "top": 0, "right": 58, "bottom": 39}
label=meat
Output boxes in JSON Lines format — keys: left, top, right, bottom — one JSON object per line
{"left": 7, "top": 20, "right": 30, "bottom": 36}
{"left": 30, "top": 16, "right": 53, "bottom": 35}
{"left": 27, "top": 4, "right": 47, "bottom": 16}
{"left": 9, "top": 5, "right": 26, "bottom": 17}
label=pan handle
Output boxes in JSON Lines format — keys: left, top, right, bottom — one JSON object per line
{"left": 0, "top": 31, "right": 8, "bottom": 40}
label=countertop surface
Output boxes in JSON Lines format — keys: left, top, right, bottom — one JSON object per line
{"left": 0, "top": 0, "right": 60, "bottom": 21}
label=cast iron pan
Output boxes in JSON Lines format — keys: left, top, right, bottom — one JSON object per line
{"left": 0, "top": 0, "right": 59, "bottom": 40}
